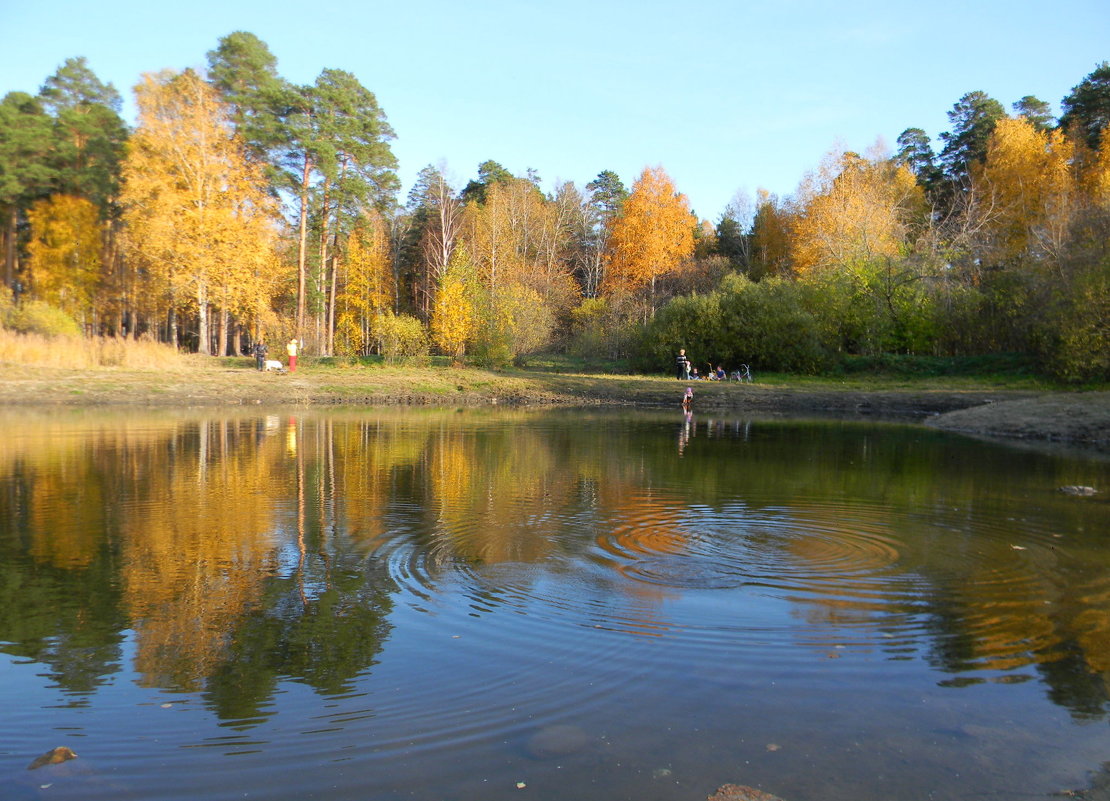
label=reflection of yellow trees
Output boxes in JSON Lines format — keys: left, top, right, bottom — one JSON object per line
{"left": 5, "top": 409, "right": 1108, "bottom": 704}
{"left": 0, "top": 413, "right": 286, "bottom": 689}
{"left": 118, "top": 419, "right": 284, "bottom": 689}
{"left": 0, "top": 415, "right": 173, "bottom": 569}
{"left": 427, "top": 427, "right": 575, "bottom": 564}
{"left": 1074, "top": 585, "right": 1110, "bottom": 678}
{"left": 332, "top": 415, "right": 428, "bottom": 548}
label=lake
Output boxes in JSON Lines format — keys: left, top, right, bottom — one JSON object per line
{"left": 1, "top": 406, "right": 1108, "bottom": 801}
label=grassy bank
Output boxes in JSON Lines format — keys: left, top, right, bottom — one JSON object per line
{"left": 1, "top": 339, "right": 1108, "bottom": 449}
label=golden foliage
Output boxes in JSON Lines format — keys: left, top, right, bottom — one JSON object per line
{"left": 750, "top": 189, "right": 794, "bottom": 279}
{"left": 603, "top": 166, "right": 695, "bottom": 297}
{"left": 120, "top": 70, "right": 281, "bottom": 346}
{"left": 26, "top": 195, "right": 103, "bottom": 322}
{"left": 430, "top": 246, "right": 477, "bottom": 362}
{"left": 460, "top": 177, "right": 580, "bottom": 317}
{"left": 336, "top": 210, "right": 392, "bottom": 356}
{"left": 973, "top": 118, "right": 1078, "bottom": 267}
{"left": 790, "top": 150, "right": 924, "bottom": 276}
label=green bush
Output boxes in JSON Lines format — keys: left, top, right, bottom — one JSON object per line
{"left": 631, "top": 292, "right": 722, "bottom": 374}
{"left": 373, "top": 311, "right": 429, "bottom": 364}
{"left": 715, "top": 276, "right": 832, "bottom": 373}
{"left": 631, "top": 276, "right": 834, "bottom": 374}
{"left": 7, "top": 300, "right": 82, "bottom": 337}
{"left": 1043, "top": 265, "right": 1109, "bottom": 383}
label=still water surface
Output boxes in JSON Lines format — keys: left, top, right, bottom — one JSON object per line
{"left": 0, "top": 407, "right": 1108, "bottom": 801}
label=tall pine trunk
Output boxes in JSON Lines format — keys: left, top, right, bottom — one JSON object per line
{"left": 217, "top": 306, "right": 229, "bottom": 356}
{"left": 3, "top": 207, "right": 17, "bottom": 294}
{"left": 317, "top": 181, "right": 331, "bottom": 356}
{"left": 296, "top": 153, "right": 311, "bottom": 341}
{"left": 197, "top": 281, "right": 210, "bottom": 355}
{"left": 327, "top": 255, "right": 337, "bottom": 355}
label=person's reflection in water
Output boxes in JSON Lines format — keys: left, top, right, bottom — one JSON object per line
{"left": 678, "top": 409, "right": 694, "bottom": 455}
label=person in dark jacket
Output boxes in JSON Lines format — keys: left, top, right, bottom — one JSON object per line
{"left": 675, "top": 348, "right": 690, "bottom": 380}
{"left": 253, "top": 341, "right": 268, "bottom": 371}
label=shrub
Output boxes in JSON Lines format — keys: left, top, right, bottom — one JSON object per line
{"left": 1043, "top": 265, "right": 1109, "bottom": 382}
{"left": 569, "top": 296, "right": 641, "bottom": 361}
{"left": 7, "top": 300, "right": 82, "bottom": 337}
{"left": 630, "top": 292, "right": 722, "bottom": 373}
{"left": 715, "top": 276, "right": 832, "bottom": 373}
{"left": 0, "top": 291, "right": 15, "bottom": 328}
{"left": 373, "top": 311, "right": 429, "bottom": 364}
{"left": 469, "top": 284, "right": 557, "bottom": 368}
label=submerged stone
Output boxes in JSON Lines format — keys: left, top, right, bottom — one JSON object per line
{"left": 1058, "top": 485, "right": 1099, "bottom": 496}
{"left": 708, "top": 784, "right": 787, "bottom": 801}
{"left": 525, "top": 724, "right": 590, "bottom": 758}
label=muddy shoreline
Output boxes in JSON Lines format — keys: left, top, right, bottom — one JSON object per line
{"left": 0, "top": 362, "right": 1106, "bottom": 450}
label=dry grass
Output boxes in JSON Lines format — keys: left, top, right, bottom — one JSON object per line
{"left": 0, "top": 330, "right": 186, "bottom": 369}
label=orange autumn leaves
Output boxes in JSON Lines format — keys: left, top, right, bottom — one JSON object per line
{"left": 604, "top": 166, "right": 696, "bottom": 298}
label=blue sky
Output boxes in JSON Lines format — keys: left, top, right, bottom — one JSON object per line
{"left": 2, "top": 0, "right": 1107, "bottom": 219}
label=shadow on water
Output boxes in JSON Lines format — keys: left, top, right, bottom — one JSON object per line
{"left": 0, "top": 406, "right": 1108, "bottom": 801}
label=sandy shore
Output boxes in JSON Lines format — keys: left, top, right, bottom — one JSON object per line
{"left": 1, "top": 360, "right": 1107, "bottom": 450}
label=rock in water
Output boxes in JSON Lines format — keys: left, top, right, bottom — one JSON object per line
{"left": 525, "top": 724, "right": 590, "bottom": 758}
{"left": 708, "top": 784, "right": 788, "bottom": 801}
{"left": 28, "top": 747, "right": 77, "bottom": 770}
{"left": 1058, "top": 485, "right": 1098, "bottom": 496}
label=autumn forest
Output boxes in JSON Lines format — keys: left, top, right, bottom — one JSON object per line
{"left": 1, "top": 33, "right": 1107, "bottom": 380}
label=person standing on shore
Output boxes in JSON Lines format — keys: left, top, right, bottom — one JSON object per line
{"left": 286, "top": 339, "right": 299, "bottom": 373}
{"left": 253, "top": 340, "right": 268, "bottom": 371}
{"left": 676, "top": 348, "right": 690, "bottom": 380}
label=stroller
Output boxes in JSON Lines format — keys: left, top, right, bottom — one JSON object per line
{"left": 730, "top": 364, "right": 754, "bottom": 383}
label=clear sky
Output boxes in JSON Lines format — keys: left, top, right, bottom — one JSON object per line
{"left": 2, "top": 0, "right": 1107, "bottom": 219}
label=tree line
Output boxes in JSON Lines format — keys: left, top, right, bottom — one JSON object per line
{"left": 1, "top": 34, "right": 1107, "bottom": 379}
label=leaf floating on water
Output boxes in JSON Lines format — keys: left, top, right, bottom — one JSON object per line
{"left": 28, "top": 747, "right": 77, "bottom": 770}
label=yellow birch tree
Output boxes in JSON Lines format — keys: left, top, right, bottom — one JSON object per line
{"left": 430, "top": 244, "right": 477, "bottom": 363}
{"left": 121, "top": 69, "right": 279, "bottom": 353}
{"left": 790, "top": 150, "right": 924, "bottom": 276}
{"left": 26, "top": 194, "right": 102, "bottom": 324}
{"left": 336, "top": 209, "right": 392, "bottom": 356}
{"left": 973, "top": 117, "right": 1078, "bottom": 270}
{"left": 459, "top": 177, "right": 578, "bottom": 359}
{"left": 602, "top": 166, "right": 695, "bottom": 312}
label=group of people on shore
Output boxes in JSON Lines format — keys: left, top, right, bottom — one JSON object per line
{"left": 674, "top": 349, "right": 728, "bottom": 382}
{"left": 252, "top": 339, "right": 300, "bottom": 372}
{"left": 675, "top": 348, "right": 753, "bottom": 410}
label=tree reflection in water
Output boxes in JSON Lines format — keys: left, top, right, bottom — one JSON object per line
{"left": 0, "top": 407, "right": 1108, "bottom": 732}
